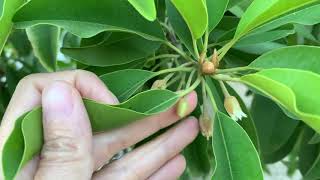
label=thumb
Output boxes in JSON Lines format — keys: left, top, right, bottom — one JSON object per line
{"left": 35, "top": 81, "right": 93, "bottom": 180}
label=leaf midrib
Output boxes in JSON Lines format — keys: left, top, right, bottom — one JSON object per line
{"left": 218, "top": 114, "right": 234, "bottom": 180}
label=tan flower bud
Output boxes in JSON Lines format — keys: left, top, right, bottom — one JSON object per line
{"left": 224, "top": 96, "right": 247, "bottom": 121}
{"left": 200, "top": 97, "right": 214, "bottom": 140}
{"left": 199, "top": 114, "right": 213, "bottom": 140}
{"left": 151, "top": 79, "right": 167, "bottom": 89}
{"left": 201, "top": 61, "right": 216, "bottom": 75}
{"left": 211, "top": 48, "right": 219, "bottom": 67}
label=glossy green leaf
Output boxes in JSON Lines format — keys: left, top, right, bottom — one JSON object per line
{"left": 249, "top": 46, "right": 320, "bottom": 74}
{"left": 227, "top": 85, "right": 260, "bottom": 151}
{"left": 13, "top": 0, "right": 164, "bottom": 41}
{"left": 298, "top": 127, "right": 319, "bottom": 175}
{"left": 227, "top": 0, "right": 244, "bottom": 9}
{"left": 85, "top": 58, "right": 146, "bottom": 76}
{"left": 0, "top": 0, "right": 24, "bottom": 53}
{"left": 61, "top": 33, "right": 161, "bottom": 67}
{"left": 241, "top": 68, "right": 320, "bottom": 133}
{"left": 236, "top": 27, "right": 295, "bottom": 47}
{"left": 2, "top": 108, "right": 42, "bottom": 180}
{"left": 166, "top": 0, "right": 194, "bottom": 56}
{"left": 251, "top": 94, "right": 299, "bottom": 156}
{"left": 234, "top": 0, "right": 318, "bottom": 39}
{"left": 128, "top": 0, "right": 157, "bottom": 21}
{"left": 309, "top": 133, "right": 320, "bottom": 144}
{"left": 212, "top": 112, "right": 263, "bottom": 180}
{"left": 206, "top": 78, "right": 260, "bottom": 150}
{"left": 170, "top": 0, "right": 208, "bottom": 39}
{"left": 235, "top": 41, "right": 286, "bottom": 55}
{"left": 182, "top": 135, "right": 215, "bottom": 180}
{"left": 100, "top": 69, "right": 156, "bottom": 102}
{"left": 2, "top": 89, "right": 179, "bottom": 180}
{"left": 206, "top": 0, "right": 229, "bottom": 32}
{"left": 253, "top": 4, "right": 320, "bottom": 34}
{"left": 26, "top": 24, "right": 60, "bottom": 72}
{"left": 263, "top": 126, "right": 300, "bottom": 163}
{"left": 302, "top": 131, "right": 320, "bottom": 180}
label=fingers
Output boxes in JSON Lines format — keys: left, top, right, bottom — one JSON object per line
{"left": 147, "top": 155, "right": 186, "bottom": 180}
{"left": 35, "top": 81, "right": 93, "bottom": 180}
{"left": 1, "top": 70, "right": 117, "bottom": 133}
{"left": 0, "top": 70, "right": 117, "bottom": 178}
{"left": 92, "top": 117, "right": 199, "bottom": 180}
{"left": 92, "top": 92, "right": 197, "bottom": 170}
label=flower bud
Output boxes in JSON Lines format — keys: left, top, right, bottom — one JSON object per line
{"left": 224, "top": 96, "right": 247, "bottom": 121}
{"left": 201, "top": 61, "right": 216, "bottom": 75}
{"left": 151, "top": 79, "right": 167, "bottom": 89}
{"left": 177, "top": 97, "right": 189, "bottom": 118}
{"left": 211, "top": 48, "right": 219, "bottom": 67}
{"left": 199, "top": 114, "right": 213, "bottom": 140}
{"left": 200, "top": 97, "right": 214, "bottom": 140}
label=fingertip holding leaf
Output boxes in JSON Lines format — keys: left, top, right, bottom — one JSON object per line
{"left": 2, "top": 89, "right": 179, "bottom": 179}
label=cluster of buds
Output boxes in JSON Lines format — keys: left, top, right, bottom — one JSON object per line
{"left": 224, "top": 95, "right": 247, "bottom": 121}
{"left": 201, "top": 49, "right": 219, "bottom": 75}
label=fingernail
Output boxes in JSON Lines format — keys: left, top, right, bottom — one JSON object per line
{"left": 42, "top": 81, "right": 74, "bottom": 121}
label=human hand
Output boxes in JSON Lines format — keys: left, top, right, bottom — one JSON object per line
{"left": 0, "top": 70, "right": 199, "bottom": 180}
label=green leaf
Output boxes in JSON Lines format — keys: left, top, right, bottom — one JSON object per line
{"left": 2, "top": 108, "right": 42, "bottom": 180}
{"left": 298, "top": 127, "right": 319, "bottom": 175}
{"left": 250, "top": 94, "right": 299, "bottom": 157}
{"left": 241, "top": 68, "right": 320, "bottom": 133}
{"left": 182, "top": 135, "right": 215, "bottom": 180}
{"left": 170, "top": 0, "right": 208, "bottom": 39}
{"left": 61, "top": 32, "right": 161, "bottom": 67}
{"left": 227, "top": 85, "right": 260, "bottom": 151}
{"left": 236, "top": 26, "right": 295, "bottom": 47}
{"left": 253, "top": 4, "right": 320, "bottom": 34}
{"left": 13, "top": 0, "right": 164, "bottom": 41}
{"left": 309, "top": 133, "right": 320, "bottom": 144}
{"left": 166, "top": 0, "right": 194, "bottom": 56}
{"left": 0, "top": 0, "right": 24, "bottom": 53}
{"left": 88, "top": 90, "right": 179, "bottom": 132}
{"left": 206, "top": 0, "right": 229, "bottom": 32}
{"left": 206, "top": 78, "right": 260, "bottom": 150}
{"left": 26, "top": 24, "right": 60, "bottom": 72}
{"left": 249, "top": 46, "right": 320, "bottom": 74}
{"left": 128, "top": 0, "right": 157, "bottom": 21}
{"left": 212, "top": 112, "right": 263, "bottom": 180}
{"left": 235, "top": 41, "right": 286, "bottom": 55}
{"left": 263, "top": 126, "right": 300, "bottom": 163}
{"left": 234, "top": 0, "right": 318, "bottom": 39}
{"left": 85, "top": 58, "right": 146, "bottom": 76}
{"left": 100, "top": 69, "right": 156, "bottom": 102}
{"left": 302, "top": 134, "right": 320, "bottom": 180}
{"left": 2, "top": 89, "right": 179, "bottom": 180}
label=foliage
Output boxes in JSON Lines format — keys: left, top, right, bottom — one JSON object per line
{"left": 0, "top": 0, "right": 320, "bottom": 179}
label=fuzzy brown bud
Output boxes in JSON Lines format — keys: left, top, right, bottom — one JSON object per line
{"left": 201, "top": 61, "right": 216, "bottom": 75}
